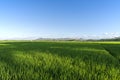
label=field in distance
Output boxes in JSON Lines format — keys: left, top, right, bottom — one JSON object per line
{"left": 0, "top": 41, "right": 120, "bottom": 80}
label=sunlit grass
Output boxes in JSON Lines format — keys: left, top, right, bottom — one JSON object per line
{"left": 0, "top": 41, "right": 120, "bottom": 80}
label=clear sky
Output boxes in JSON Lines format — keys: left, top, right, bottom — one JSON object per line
{"left": 0, "top": 0, "right": 120, "bottom": 39}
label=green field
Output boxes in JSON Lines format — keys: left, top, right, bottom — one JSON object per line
{"left": 0, "top": 41, "right": 120, "bottom": 80}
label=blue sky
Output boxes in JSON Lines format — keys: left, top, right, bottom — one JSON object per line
{"left": 0, "top": 0, "right": 120, "bottom": 39}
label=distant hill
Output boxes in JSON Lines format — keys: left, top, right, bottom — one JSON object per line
{"left": 36, "top": 38, "right": 84, "bottom": 41}
{"left": 100, "top": 37, "right": 120, "bottom": 41}
{"left": 35, "top": 37, "right": 120, "bottom": 41}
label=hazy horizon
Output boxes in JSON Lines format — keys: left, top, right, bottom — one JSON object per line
{"left": 0, "top": 0, "right": 120, "bottom": 40}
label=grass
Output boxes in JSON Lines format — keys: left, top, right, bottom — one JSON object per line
{"left": 0, "top": 41, "right": 120, "bottom": 80}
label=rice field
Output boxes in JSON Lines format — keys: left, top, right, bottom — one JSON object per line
{"left": 0, "top": 41, "right": 120, "bottom": 80}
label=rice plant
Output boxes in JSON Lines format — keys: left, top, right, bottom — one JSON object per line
{"left": 0, "top": 41, "right": 119, "bottom": 80}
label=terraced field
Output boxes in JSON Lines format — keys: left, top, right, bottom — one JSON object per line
{"left": 0, "top": 41, "right": 120, "bottom": 80}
